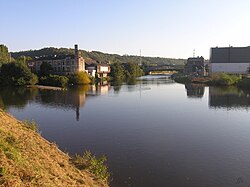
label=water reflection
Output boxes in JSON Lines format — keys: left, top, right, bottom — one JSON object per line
{"left": 209, "top": 86, "right": 250, "bottom": 110}
{"left": 185, "top": 84, "right": 205, "bottom": 98}
{"left": 0, "top": 84, "right": 111, "bottom": 121}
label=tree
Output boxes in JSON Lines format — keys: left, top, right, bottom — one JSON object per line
{"left": 16, "top": 55, "right": 32, "bottom": 64}
{"left": 0, "top": 62, "right": 38, "bottom": 86}
{"left": 69, "top": 72, "right": 91, "bottom": 85}
{"left": 110, "top": 63, "right": 125, "bottom": 81}
{"left": 39, "top": 62, "right": 53, "bottom": 76}
{"left": 0, "top": 45, "right": 9, "bottom": 66}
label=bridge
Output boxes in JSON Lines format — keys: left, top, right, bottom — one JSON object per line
{"left": 143, "top": 65, "right": 184, "bottom": 74}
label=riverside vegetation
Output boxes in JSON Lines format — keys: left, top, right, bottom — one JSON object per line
{"left": 0, "top": 44, "right": 145, "bottom": 88}
{"left": 0, "top": 109, "right": 109, "bottom": 187}
{"left": 174, "top": 73, "right": 250, "bottom": 88}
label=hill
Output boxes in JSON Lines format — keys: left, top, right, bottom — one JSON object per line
{"left": 11, "top": 47, "right": 186, "bottom": 66}
{"left": 0, "top": 110, "right": 108, "bottom": 187}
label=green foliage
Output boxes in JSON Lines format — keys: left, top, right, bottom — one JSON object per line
{"left": 11, "top": 47, "right": 186, "bottom": 67}
{"left": 0, "top": 62, "right": 38, "bottom": 86}
{"left": 210, "top": 73, "right": 240, "bottom": 86}
{"left": 39, "top": 62, "right": 53, "bottom": 76}
{"left": 0, "top": 45, "right": 9, "bottom": 66}
{"left": 174, "top": 75, "right": 192, "bottom": 84}
{"left": 111, "top": 62, "right": 144, "bottom": 81}
{"left": 69, "top": 72, "right": 91, "bottom": 85}
{"left": 22, "top": 120, "right": 39, "bottom": 132}
{"left": 0, "top": 130, "right": 20, "bottom": 161}
{"left": 0, "top": 167, "right": 7, "bottom": 177}
{"left": 124, "top": 62, "right": 144, "bottom": 78}
{"left": 16, "top": 56, "right": 32, "bottom": 64}
{"left": 39, "top": 74, "right": 69, "bottom": 87}
{"left": 73, "top": 151, "right": 110, "bottom": 182}
{"left": 110, "top": 62, "right": 125, "bottom": 81}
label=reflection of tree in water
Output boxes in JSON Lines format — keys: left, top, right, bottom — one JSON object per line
{"left": 0, "top": 87, "right": 38, "bottom": 109}
{"left": 0, "top": 86, "right": 90, "bottom": 121}
{"left": 112, "top": 81, "right": 123, "bottom": 94}
{"left": 209, "top": 86, "right": 250, "bottom": 110}
{"left": 185, "top": 84, "right": 205, "bottom": 98}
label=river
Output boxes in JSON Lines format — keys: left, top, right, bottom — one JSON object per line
{"left": 1, "top": 75, "right": 250, "bottom": 187}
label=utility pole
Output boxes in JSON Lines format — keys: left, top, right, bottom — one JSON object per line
{"left": 193, "top": 49, "right": 195, "bottom": 57}
{"left": 139, "top": 49, "right": 142, "bottom": 66}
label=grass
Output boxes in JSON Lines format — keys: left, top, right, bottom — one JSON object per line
{"left": 72, "top": 151, "right": 110, "bottom": 183}
{"left": 0, "top": 110, "right": 108, "bottom": 187}
{"left": 209, "top": 73, "right": 241, "bottom": 86}
{"left": 22, "top": 120, "right": 39, "bottom": 132}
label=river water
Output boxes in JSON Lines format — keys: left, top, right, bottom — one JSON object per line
{"left": 1, "top": 75, "right": 250, "bottom": 187}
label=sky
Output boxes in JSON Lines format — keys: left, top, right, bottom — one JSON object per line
{"left": 0, "top": 0, "right": 250, "bottom": 59}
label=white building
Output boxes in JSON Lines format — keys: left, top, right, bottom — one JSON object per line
{"left": 210, "top": 46, "right": 250, "bottom": 74}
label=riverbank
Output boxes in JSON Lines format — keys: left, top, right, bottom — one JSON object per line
{"left": 0, "top": 110, "right": 108, "bottom": 187}
{"left": 26, "top": 85, "right": 65, "bottom": 90}
{"left": 173, "top": 73, "right": 250, "bottom": 88}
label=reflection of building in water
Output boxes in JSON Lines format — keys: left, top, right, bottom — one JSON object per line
{"left": 209, "top": 87, "right": 250, "bottom": 110}
{"left": 36, "top": 89, "right": 86, "bottom": 121}
{"left": 88, "top": 83, "right": 111, "bottom": 96}
{"left": 185, "top": 84, "right": 205, "bottom": 98}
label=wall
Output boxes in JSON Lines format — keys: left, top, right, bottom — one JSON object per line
{"left": 211, "top": 63, "right": 250, "bottom": 74}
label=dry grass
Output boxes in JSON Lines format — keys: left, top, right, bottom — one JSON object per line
{"left": 0, "top": 110, "right": 108, "bottom": 187}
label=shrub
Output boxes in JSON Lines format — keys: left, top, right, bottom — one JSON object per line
{"left": 191, "top": 77, "right": 210, "bottom": 84}
{"left": 22, "top": 120, "right": 39, "bottom": 132}
{"left": 210, "top": 73, "right": 240, "bottom": 86}
{"left": 174, "top": 75, "right": 191, "bottom": 84}
{"left": 72, "top": 151, "right": 110, "bottom": 182}
{"left": 69, "top": 72, "right": 91, "bottom": 85}
{"left": 39, "top": 74, "right": 69, "bottom": 87}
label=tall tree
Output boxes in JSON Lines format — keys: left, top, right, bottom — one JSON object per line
{"left": 0, "top": 45, "right": 9, "bottom": 66}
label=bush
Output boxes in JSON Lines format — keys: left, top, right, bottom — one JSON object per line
{"left": 72, "top": 151, "right": 110, "bottom": 182}
{"left": 22, "top": 120, "right": 39, "bottom": 132}
{"left": 210, "top": 73, "right": 240, "bottom": 86}
{"left": 69, "top": 72, "right": 91, "bottom": 85}
{"left": 174, "top": 75, "right": 191, "bottom": 84}
{"left": 0, "top": 62, "right": 38, "bottom": 86}
{"left": 39, "top": 75, "right": 69, "bottom": 87}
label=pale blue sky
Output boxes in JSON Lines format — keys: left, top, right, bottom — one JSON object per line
{"left": 1, "top": 0, "right": 250, "bottom": 59}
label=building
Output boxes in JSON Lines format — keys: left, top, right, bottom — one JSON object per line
{"left": 28, "top": 44, "right": 85, "bottom": 75}
{"left": 85, "top": 61, "right": 111, "bottom": 78}
{"left": 210, "top": 46, "right": 250, "bottom": 74}
{"left": 184, "top": 56, "right": 206, "bottom": 76}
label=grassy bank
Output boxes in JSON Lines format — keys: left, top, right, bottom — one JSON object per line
{"left": 0, "top": 110, "right": 109, "bottom": 187}
{"left": 173, "top": 73, "right": 250, "bottom": 87}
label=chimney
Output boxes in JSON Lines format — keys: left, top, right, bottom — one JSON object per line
{"left": 75, "top": 44, "right": 79, "bottom": 58}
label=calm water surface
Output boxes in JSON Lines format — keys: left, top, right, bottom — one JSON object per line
{"left": 1, "top": 75, "right": 250, "bottom": 187}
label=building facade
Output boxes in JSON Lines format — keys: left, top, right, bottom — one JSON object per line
{"left": 184, "top": 56, "right": 206, "bottom": 76}
{"left": 85, "top": 61, "right": 111, "bottom": 78}
{"left": 28, "top": 44, "right": 85, "bottom": 75}
{"left": 210, "top": 46, "right": 250, "bottom": 74}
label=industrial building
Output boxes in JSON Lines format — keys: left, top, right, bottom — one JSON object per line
{"left": 210, "top": 46, "right": 250, "bottom": 74}
{"left": 28, "top": 44, "right": 85, "bottom": 75}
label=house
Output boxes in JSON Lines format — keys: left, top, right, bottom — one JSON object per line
{"left": 184, "top": 56, "right": 206, "bottom": 76}
{"left": 28, "top": 44, "right": 85, "bottom": 75}
{"left": 85, "top": 60, "right": 111, "bottom": 78}
{"left": 210, "top": 46, "right": 250, "bottom": 74}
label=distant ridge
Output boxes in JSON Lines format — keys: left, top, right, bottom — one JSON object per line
{"left": 11, "top": 47, "right": 186, "bottom": 66}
